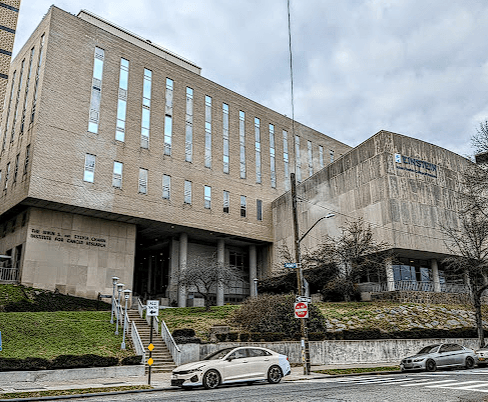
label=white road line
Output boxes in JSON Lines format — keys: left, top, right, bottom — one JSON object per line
{"left": 401, "top": 379, "right": 460, "bottom": 387}
{"left": 453, "top": 382, "right": 488, "bottom": 390}
{"left": 425, "top": 380, "right": 483, "bottom": 388}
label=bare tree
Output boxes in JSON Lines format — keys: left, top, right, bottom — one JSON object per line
{"left": 178, "top": 256, "right": 243, "bottom": 311}
{"left": 302, "top": 218, "right": 390, "bottom": 301}
{"left": 471, "top": 120, "right": 488, "bottom": 155}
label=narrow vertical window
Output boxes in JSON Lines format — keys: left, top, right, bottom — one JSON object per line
{"left": 205, "top": 95, "right": 212, "bottom": 168}
{"left": 283, "top": 130, "right": 290, "bottom": 190}
{"left": 83, "top": 154, "right": 95, "bottom": 183}
{"left": 185, "top": 87, "right": 193, "bottom": 162}
{"left": 162, "top": 174, "right": 171, "bottom": 199}
{"left": 10, "top": 58, "right": 25, "bottom": 143}
{"left": 141, "top": 68, "right": 152, "bottom": 148}
{"left": 240, "top": 195, "right": 247, "bottom": 217}
{"left": 269, "top": 124, "right": 276, "bottom": 188}
{"left": 23, "top": 144, "right": 30, "bottom": 175}
{"left": 112, "top": 161, "right": 123, "bottom": 188}
{"left": 255, "top": 117, "right": 261, "bottom": 183}
{"left": 20, "top": 47, "right": 35, "bottom": 134}
{"left": 13, "top": 153, "right": 19, "bottom": 183}
{"left": 88, "top": 47, "right": 105, "bottom": 133}
{"left": 307, "top": 140, "right": 313, "bottom": 177}
{"left": 223, "top": 190, "right": 230, "bottom": 213}
{"left": 138, "top": 168, "right": 148, "bottom": 194}
{"left": 319, "top": 146, "right": 324, "bottom": 169}
{"left": 239, "top": 111, "right": 246, "bottom": 178}
{"left": 30, "top": 34, "right": 45, "bottom": 123}
{"left": 115, "top": 58, "right": 129, "bottom": 142}
{"left": 204, "top": 185, "right": 211, "bottom": 209}
{"left": 1, "top": 70, "right": 16, "bottom": 150}
{"left": 3, "top": 163, "right": 9, "bottom": 189}
{"left": 330, "top": 149, "right": 334, "bottom": 162}
{"left": 184, "top": 180, "right": 192, "bottom": 204}
{"left": 223, "top": 103, "right": 229, "bottom": 173}
{"left": 295, "top": 135, "right": 302, "bottom": 182}
{"left": 164, "top": 78, "right": 173, "bottom": 155}
{"left": 256, "top": 199, "right": 263, "bottom": 221}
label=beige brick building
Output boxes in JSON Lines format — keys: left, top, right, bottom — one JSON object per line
{"left": 0, "top": 6, "right": 351, "bottom": 304}
{"left": 0, "top": 0, "right": 20, "bottom": 116}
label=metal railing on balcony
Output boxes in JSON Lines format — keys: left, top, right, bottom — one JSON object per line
{"left": 370, "top": 280, "right": 469, "bottom": 294}
{"left": 0, "top": 266, "right": 19, "bottom": 283}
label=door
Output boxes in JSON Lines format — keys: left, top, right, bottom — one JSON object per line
{"left": 437, "top": 344, "right": 454, "bottom": 367}
{"left": 223, "top": 348, "right": 250, "bottom": 382}
{"left": 247, "top": 348, "right": 272, "bottom": 378}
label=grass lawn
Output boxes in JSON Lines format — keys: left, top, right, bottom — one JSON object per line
{"left": 0, "top": 311, "right": 135, "bottom": 359}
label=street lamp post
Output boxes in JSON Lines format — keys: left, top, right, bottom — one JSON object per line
{"left": 115, "top": 283, "right": 124, "bottom": 335}
{"left": 110, "top": 277, "right": 119, "bottom": 324}
{"left": 253, "top": 278, "right": 258, "bottom": 297}
{"left": 121, "top": 289, "right": 132, "bottom": 350}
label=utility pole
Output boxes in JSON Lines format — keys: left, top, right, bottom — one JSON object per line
{"left": 291, "top": 172, "right": 310, "bottom": 375}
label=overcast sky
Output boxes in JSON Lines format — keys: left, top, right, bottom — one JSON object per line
{"left": 13, "top": 0, "right": 488, "bottom": 157}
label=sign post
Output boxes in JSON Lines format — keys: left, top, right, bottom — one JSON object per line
{"left": 146, "top": 300, "right": 159, "bottom": 385}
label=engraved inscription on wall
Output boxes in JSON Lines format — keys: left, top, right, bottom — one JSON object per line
{"left": 29, "top": 228, "right": 107, "bottom": 247}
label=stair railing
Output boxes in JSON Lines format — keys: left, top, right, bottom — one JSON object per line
{"left": 137, "top": 297, "right": 145, "bottom": 318}
{"left": 160, "top": 318, "right": 182, "bottom": 366}
{"left": 130, "top": 321, "right": 146, "bottom": 363}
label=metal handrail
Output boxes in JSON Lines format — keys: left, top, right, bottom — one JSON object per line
{"left": 137, "top": 297, "right": 145, "bottom": 319}
{"left": 160, "top": 318, "right": 181, "bottom": 366}
{"left": 0, "top": 266, "right": 19, "bottom": 282}
{"left": 130, "top": 321, "right": 146, "bottom": 363}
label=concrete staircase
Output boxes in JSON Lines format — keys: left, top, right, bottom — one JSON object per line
{"left": 127, "top": 310, "right": 176, "bottom": 373}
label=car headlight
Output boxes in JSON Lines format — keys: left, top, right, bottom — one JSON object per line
{"left": 186, "top": 368, "right": 203, "bottom": 374}
{"left": 413, "top": 358, "right": 425, "bottom": 362}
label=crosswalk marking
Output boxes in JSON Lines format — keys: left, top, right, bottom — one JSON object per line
{"left": 425, "top": 380, "right": 482, "bottom": 388}
{"left": 401, "top": 379, "right": 460, "bottom": 387}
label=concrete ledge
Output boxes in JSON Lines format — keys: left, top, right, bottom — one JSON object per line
{"left": 0, "top": 365, "right": 145, "bottom": 383}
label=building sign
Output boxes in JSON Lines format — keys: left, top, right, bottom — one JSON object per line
{"left": 394, "top": 153, "right": 437, "bottom": 178}
{"left": 29, "top": 228, "right": 107, "bottom": 248}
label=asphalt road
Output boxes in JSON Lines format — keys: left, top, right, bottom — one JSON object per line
{"left": 66, "top": 369, "right": 488, "bottom": 402}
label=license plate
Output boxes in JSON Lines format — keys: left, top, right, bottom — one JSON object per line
{"left": 479, "top": 357, "right": 485, "bottom": 361}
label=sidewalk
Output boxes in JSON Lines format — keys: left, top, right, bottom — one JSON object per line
{"left": 0, "top": 364, "right": 399, "bottom": 400}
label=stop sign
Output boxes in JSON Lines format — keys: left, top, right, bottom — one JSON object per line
{"left": 294, "top": 302, "right": 309, "bottom": 318}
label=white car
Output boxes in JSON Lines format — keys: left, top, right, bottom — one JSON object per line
{"left": 476, "top": 344, "right": 488, "bottom": 367}
{"left": 171, "top": 346, "right": 291, "bottom": 389}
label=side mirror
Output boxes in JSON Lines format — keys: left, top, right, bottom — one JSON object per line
{"left": 226, "top": 357, "right": 233, "bottom": 362}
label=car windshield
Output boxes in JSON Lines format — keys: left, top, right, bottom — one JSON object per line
{"left": 417, "top": 345, "right": 439, "bottom": 355}
{"left": 203, "top": 348, "right": 235, "bottom": 360}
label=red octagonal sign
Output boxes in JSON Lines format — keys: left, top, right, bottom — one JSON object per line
{"left": 294, "top": 302, "right": 309, "bottom": 318}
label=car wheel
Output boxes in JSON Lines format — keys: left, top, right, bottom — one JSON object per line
{"left": 465, "top": 356, "right": 475, "bottom": 369}
{"left": 202, "top": 369, "right": 221, "bottom": 390}
{"left": 426, "top": 359, "right": 437, "bottom": 372}
{"left": 267, "top": 365, "right": 283, "bottom": 384}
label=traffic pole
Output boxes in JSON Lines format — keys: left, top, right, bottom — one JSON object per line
{"left": 148, "top": 315, "right": 153, "bottom": 385}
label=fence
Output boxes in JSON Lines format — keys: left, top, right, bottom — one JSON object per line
{"left": 371, "top": 280, "right": 469, "bottom": 294}
{"left": 0, "top": 266, "right": 19, "bottom": 282}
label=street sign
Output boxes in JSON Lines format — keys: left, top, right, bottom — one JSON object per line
{"left": 294, "top": 302, "right": 309, "bottom": 319}
{"left": 284, "top": 262, "right": 298, "bottom": 269}
{"left": 146, "top": 300, "right": 159, "bottom": 316}
{"left": 296, "top": 296, "right": 312, "bottom": 303}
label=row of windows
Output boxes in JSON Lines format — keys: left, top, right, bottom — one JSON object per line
{"left": 83, "top": 154, "right": 264, "bottom": 220}
{"left": 0, "top": 144, "right": 30, "bottom": 191}
{"left": 0, "top": 212, "right": 27, "bottom": 238}
{"left": 86, "top": 48, "right": 336, "bottom": 190}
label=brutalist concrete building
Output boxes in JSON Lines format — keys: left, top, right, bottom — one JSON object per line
{"left": 0, "top": 6, "right": 470, "bottom": 304}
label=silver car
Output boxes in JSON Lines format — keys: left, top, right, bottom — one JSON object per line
{"left": 171, "top": 346, "right": 291, "bottom": 389}
{"left": 475, "top": 344, "right": 488, "bottom": 367}
{"left": 400, "top": 343, "right": 477, "bottom": 372}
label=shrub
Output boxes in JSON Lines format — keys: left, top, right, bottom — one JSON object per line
{"left": 228, "top": 332, "right": 238, "bottom": 342}
{"left": 0, "top": 357, "right": 51, "bottom": 371}
{"left": 261, "top": 332, "right": 285, "bottom": 342}
{"left": 172, "top": 328, "right": 196, "bottom": 338}
{"left": 308, "top": 332, "right": 326, "bottom": 341}
{"left": 174, "top": 336, "right": 202, "bottom": 344}
{"left": 215, "top": 333, "right": 227, "bottom": 342}
{"left": 121, "top": 355, "right": 143, "bottom": 365}
{"left": 51, "top": 354, "right": 118, "bottom": 369}
{"left": 239, "top": 333, "right": 250, "bottom": 342}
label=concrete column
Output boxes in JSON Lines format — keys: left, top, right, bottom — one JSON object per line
{"left": 249, "top": 245, "right": 257, "bottom": 297}
{"left": 147, "top": 256, "right": 153, "bottom": 296}
{"left": 178, "top": 233, "right": 188, "bottom": 307}
{"left": 385, "top": 258, "right": 395, "bottom": 292}
{"left": 216, "top": 239, "right": 225, "bottom": 306}
{"left": 168, "top": 238, "right": 179, "bottom": 302}
{"left": 431, "top": 259, "right": 441, "bottom": 293}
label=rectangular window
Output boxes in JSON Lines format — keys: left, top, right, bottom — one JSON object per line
{"left": 141, "top": 68, "right": 152, "bottom": 148}
{"left": 1, "top": 70, "right": 16, "bottom": 151}
{"left": 23, "top": 144, "right": 30, "bottom": 175}
{"left": 88, "top": 47, "right": 105, "bottom": 133}
{"left": 307, "top": 140, "right": 313, "bottom": 177}
{"left": 257, "top": 199, "right": 263, "bottom": 221}
{"left": 13, "top": 153, "right": 19, "bottom": 183}
{"left": 112, "top": 161, "right": 123, "bottom": 188}
{"left": 20, "top": 47, "right": 35, "bottom": 134}
{"left": 185, "top": 87, "right": 193, "bottom": 162}
{"left": 295, "top": 135, "right": 301, "bottom": 182}
{"left": 30, "top": 34, "right": 45, "bottom": 123}
{"left": 164, "top": 78, "right": 174, "bottom": 155}
{"left": 205, "top": 95, "right": 212, "bottom": 168}
{"left": 240, "top": 195, "right": 247, "bottom": 217}
{"left": 184, "top": 180, "right": 192, "bottom": 204}
{"left": 4, "top": 163, "right": 10, "bottom": 190}
{"left": 330, "top": 149, "right": 334, "bottom": 163}
{"left": 223, "top": 103, "right": 229, "bottom": 173}
{"left": 115, "top": 58, "right": 129, "bottom": 142}
{"left": 319, "top": 146, "right": 324, "bottom": 168}
{"left": 162, "top": 174, "right": 171, "bottom": 199}
{"left": 255, "top": 117, "right": 261, "bottom": 183}
{"left": 223, "top": 190, "right": 230, "bottom": 213}
{"left": 269, "top": 124, "right": 276, "bottom": 188}
{"left": 283, "top": 130, "right": 290, "bottom": 191}
{"left": 10, "top": 58, "right": 24, "bottom": 143}
{"left": 239, "top": 111, "right": 246, "bottom": 178}
{"left": 83, "top": 154, "right": 95, "bottom": 183}
{"left": 138, "top": 168, "right": 148, "bottom": 194}
{"left": 204, "top": 185, "right": 211, "bottom": 209}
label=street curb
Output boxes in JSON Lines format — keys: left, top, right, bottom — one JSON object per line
{"left": 285, "top": 370, "right": 401, "bottom": 381}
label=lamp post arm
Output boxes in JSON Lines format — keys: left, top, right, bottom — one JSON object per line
{"left": 299, "top": 216, "right": 327, "bottom": 243}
